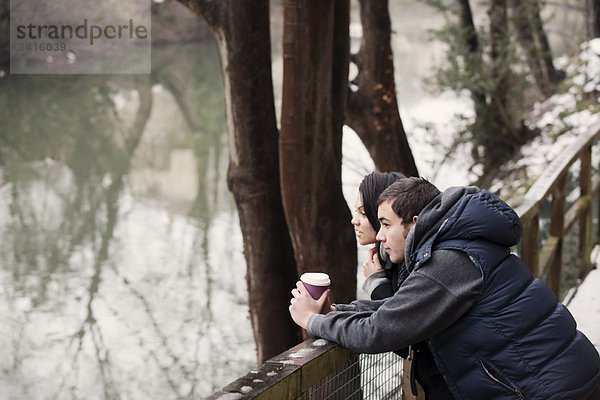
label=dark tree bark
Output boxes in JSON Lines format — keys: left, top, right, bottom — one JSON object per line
{"left": 589, "top": 0, "right": 600, "bottom": 38}
{"left": 280, "top": 0, "right": 356, "bottom": 304}
{"left": 458, "top": 0, "right": 479, "bottom": 54}
{"left": 345, "top": 0, "right": 418, "bottom": 176}
{"left": 488, "top": 1, "right": 510, "bottom": 106}
{"left": 456, "top": 0, "right": 487, "bottom": 133}
{"left": 510, "top": 0, "right": 564, "bottom": 96}
{"left": 178, "top": 0, "right": 300, "bottom": 364}
{"left": 509, "top": 0, "right": 548, "bottom": 94}
{"left": 0, "top": 2, "right": 8, "bottom": 70}
{"left": 486, "top": 0, "right": 519, "bottom": 169}
{"left": 528, "top": 1, "right": 565, "bottom": 85}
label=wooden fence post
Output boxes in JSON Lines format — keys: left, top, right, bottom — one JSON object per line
{"left": 579, "top": 145, "right": 593, "bottom": 278}
{"left": 548, "top": 173, "right": 567, "bottom": 297}
{"left": 521, "top": 213, "right": 540, "bottom": 277}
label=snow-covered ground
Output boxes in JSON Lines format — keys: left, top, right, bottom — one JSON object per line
{"left": 566, "top": 246, "right": 600, "bottom": 351}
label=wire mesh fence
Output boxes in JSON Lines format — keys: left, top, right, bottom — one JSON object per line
{"left": 300, "top": 351, "right": 404, "bottom": 400}
{"left": 207, "top": 339, "right": 409, "bottom": 399}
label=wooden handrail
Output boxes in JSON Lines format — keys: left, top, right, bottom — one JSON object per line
{"left": 207, "top": 338, "right": 403, "bottom": 399}
{"left": 514, "top": 120, "right": 600, "bottom": 298}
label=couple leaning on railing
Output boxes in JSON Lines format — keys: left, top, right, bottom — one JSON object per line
{"left": 212, "top": 122, "right": 600, "bottom": 400}
{"left": 289, "top": 177, "right": 599, "bottom": 400}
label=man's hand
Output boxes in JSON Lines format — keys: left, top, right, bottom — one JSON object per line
{"left": 362, "top": 246, "right": 383, "bottom": 277}
{"left": 289, "top": 281, "right": 330, "bottom": 330}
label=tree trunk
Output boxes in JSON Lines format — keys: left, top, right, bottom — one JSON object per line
{"left": 345, "top": 0, "right": 418, "bottom": 176}
{"left": 509, "top": 0, "right": 549, "bottom": 95}
{"left": 0, "top": 2, "right": 8, "bottom": 70}
{"left": 588, "top": 0, "right": 600, "bottom": 38}
{"left": 458, "top": 0, "right": 479, "bottom": 54}
{"left": 178, "top": 0, "right": 300, "bottom": 364}
{"left": 486, "top": 0, "right": 518, "bottom": 170}
{"left": 489, "top": 0, "right": 510, "bottom": 116}
{"left": 280, "top": 0, "right": 356, "bottom": 304}
{"left": 510, "top": 0, "right": 564, "bottom": 96}
{"left": 528, "top": 0, "right": 564, "bottom": 85}
{"left": 456, "top": 0, "right": 487, "bottom": 137}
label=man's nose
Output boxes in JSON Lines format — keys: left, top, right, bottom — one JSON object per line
{"left": 376, "top": 229, "right": 384, "bottom": 241}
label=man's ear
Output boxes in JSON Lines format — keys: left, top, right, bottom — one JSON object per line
{"left": 412, "top": 215, "right": 418, "bottom": 224}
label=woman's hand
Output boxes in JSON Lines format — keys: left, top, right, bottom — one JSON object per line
{"left": 362, "top": 246, "right": 383, "bottom": 277}
{"left": 289, "top": 281, "right": 330, "bottom": 330}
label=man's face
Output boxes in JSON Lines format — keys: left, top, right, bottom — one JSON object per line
{"left": 376, "top": 200, "right": 414, "bottom": 263}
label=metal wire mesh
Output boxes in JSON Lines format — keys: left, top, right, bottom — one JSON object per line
{"left": 299, "top": 352, "right": 405, "bottom": 400}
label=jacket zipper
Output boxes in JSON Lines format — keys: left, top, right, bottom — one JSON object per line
{"left": 480, "top": 360, "right": 525, "bottom": 400}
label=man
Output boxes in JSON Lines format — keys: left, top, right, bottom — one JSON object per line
{"left": 289, "top": 178, "right": 600, "bottom": 399}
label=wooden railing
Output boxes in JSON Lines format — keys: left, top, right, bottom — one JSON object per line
{"left": 515, "top": 120, "right": 600, "bottom": 299}
{"left": 206, "top": 338, "right": 404, "bottom": 399}
{"left": 208, "top": 120, "right": 600, "bottom": 399}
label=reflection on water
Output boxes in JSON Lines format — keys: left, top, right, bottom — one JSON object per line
{"left": 0, "top": 42, "right": 256, "bottom": 399}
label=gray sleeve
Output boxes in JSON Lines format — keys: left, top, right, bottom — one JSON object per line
{"left": 307, "top": 249, "right": 482, "bottom": 354}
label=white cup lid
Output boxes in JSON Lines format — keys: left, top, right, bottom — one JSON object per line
{"left": 300, "top": 272, "right": 330, "bottom": 286}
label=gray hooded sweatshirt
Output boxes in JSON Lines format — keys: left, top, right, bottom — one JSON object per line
{"left": 307, "top": 187, "right": 483, "bottom": 353}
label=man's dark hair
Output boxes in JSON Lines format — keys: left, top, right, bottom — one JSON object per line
{"left": 377, "top": 177, "right": 441, "bottom": 224}
{"left": 359, "top": 171, "right": 406, "bottom": 232}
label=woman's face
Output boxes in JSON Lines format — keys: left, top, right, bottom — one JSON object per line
{"left": 351, "top": 192, "right": 377, "bottom": 245}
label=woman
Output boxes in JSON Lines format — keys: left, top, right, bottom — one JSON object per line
{"left": 351, "top": 171, "right": 451, "bottom": 399}
{"left": 351, "top": 171, "right": 406, "bottom": 299}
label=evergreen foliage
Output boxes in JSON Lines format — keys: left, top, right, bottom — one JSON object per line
{"left": 424, "top": 0, "right": 542, "bottom": 181}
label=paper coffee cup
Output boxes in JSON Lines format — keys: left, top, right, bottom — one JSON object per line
{"left": 300, "top": 272, "right": 331, "bottom": 300}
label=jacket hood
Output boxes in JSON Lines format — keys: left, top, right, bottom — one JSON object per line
{"left": 406, "top": 187, "right": 522, "bottom": 266}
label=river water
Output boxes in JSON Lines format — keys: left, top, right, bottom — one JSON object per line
{"left": 0, "top": 40, "right": 259, "bottom": 399}
{"left": 0, "top": 2, "right": 587, "bottom": 399}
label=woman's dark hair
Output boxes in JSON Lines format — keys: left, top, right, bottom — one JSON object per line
{"left": 359, "top": 171, "right": 406, "bottom": 232}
